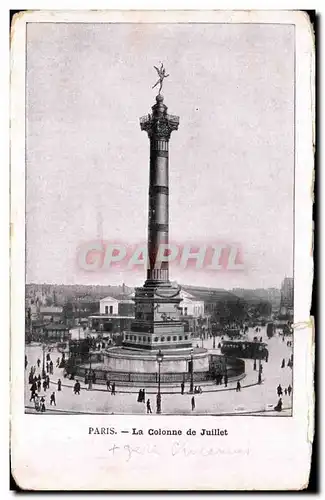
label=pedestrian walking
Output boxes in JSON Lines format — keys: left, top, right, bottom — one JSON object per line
{"left": 236, "top": 381, "right": 241, "bottom": 392}
{"left": 281, "top": 359, "right": 285, "bottom": 369}
{"left": 146, "top": 399, "right": 152, "bottom": 414}
{"left": 111, "top": 382, "right": 116, "bottom": 395}
{"left": 224, "top": 373, "right": 228, "bottom": 388}
{"left": 274, "top": 397, "right": 282, "bottom": 412}
{"left": 46, "top": 362, "right": 49, "bottom": 373}
{"left": 56, "top": 357, "right": 60, "bottom": 367}
{"left": 37, "top": 379, "right": 41, "bottom": 392}
{"left": 50, "top": 392, "right": 56, "bottom": 406}
{"left": 50, "top": 360, "right": 54, "bottom": 374}
{"left": 137, "top": 389, "right": 142, "bottom": 403}
{"left": 37, "top": 358, "right": 41, "bottom": 368}
{"left": 258, "top": 372, "right": 262, "bottom": 384}
{"left": 46, "top": 375, "right": 50, "bottom": 389}
{"left": 74, "top": 381, "right": 81, "bottom": 395}
{"left": 25, "top": 355, "right": 28, "bottom": 370}
{"left": 34, "top": 395, "right": 40, "bottom": 412}
{"left": 277, "top": 384, "right": 283, "bottom": 397}
{"left": 181, "top": 382, "right": 185, "bottom": 395}
{"left": 191, "top": 396, "right": 195, "bottom": 411}
{"left": 106, "top": 379, "right": 111, "bottom": 391}
{"left": 30, "top": 381, "right": 37, "bottom": 392}
{"left": 288, "top": 385, "right": 292, "bottom": 396}
{"left": 43, "top": 379, "right": 47, "bottom": 392}
{"left": 40, "top": 396, "right": 46, "bottom": 412}
{"left": 30, "top": 383, "right": 37, "bottom": 402}
{"left": 57, "top": 379, "right": 62, "bottom": 391}
{"left": 142, "top": 388, "right": 145, "bottom": 402}
{"left": 284, "top": 388, "right": 288, "bottom": 396}
{"left": 253, "top": 359, "right": 257, "bottom": 371}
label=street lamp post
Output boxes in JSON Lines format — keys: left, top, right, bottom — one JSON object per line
{"left": 258, "top": 360, "right": 263, "bottom": 384}
{"left": 88, "top": 339, "right": 93, "bottom": 390}
{"left": 41, "top": 344, "right": 46, "bottom": 379}
{"left": 78, "top": 310, "right": 81, "bottom": 341}
{"left": 189, "top": 348, "right": 194, "bottom": 394}
{"left": 156, "top": 349, "right": 164, "bottom": 414}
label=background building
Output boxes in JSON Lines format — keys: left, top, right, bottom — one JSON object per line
{"left": 279, "top": 277, "right": 294, "bottom": 317}
{"left": 99, "top": 296, "right": 119, "bottom": 315}
{"left": 179, "top": 290, "right": 204, "bottom": 317}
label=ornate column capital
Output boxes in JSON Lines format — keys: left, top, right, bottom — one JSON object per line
{"left": 140, "top": 95, "right": 179, "bottom": 140}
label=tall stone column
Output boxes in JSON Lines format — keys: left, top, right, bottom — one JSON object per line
{"left": 140, "top": 94, "right": 179, "bottom": 287}
{"left": 123, "top": 94, "right": 190, "bottom": 352}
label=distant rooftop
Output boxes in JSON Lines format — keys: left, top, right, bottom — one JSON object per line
{"left": 44, "top": 323, "right": 69, "bottom": 330}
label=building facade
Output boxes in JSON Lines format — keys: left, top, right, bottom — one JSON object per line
{"left": 280, "top": 277, "right": 294, "bottom": 317}
{"left": 178, "top": 290, "right": 204, "bottom": 317}
{"left": 99, "top": 296, "right": 119, "bottom": 315}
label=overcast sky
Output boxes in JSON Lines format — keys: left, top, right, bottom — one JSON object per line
{"left": 26, "top": 22, "right": 294, "bottom": 289}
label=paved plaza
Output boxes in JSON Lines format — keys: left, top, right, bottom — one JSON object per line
{"left": 25, "top": 327, "right": 293, "bottom": 416}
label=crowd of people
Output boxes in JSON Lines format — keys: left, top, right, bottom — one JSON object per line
{"left": 26, "top": 351, "right": 63, "bottom": 412}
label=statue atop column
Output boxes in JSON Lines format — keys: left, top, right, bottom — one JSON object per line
{"left": 152, "top": 63, "right": 169, "bottom": 95}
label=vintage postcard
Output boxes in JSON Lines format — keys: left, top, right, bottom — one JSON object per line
{"left": 10, "top": 10, "right": 314, "bottom": 490}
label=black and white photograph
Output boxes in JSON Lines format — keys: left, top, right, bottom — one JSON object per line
{"left": 10, "top": 9, "right": 314, "bottom": 491}
{"left": 23, "top": 20, "right": 296, "bottom": 417}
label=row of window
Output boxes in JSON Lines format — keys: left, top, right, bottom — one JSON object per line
{"left": 179, "top": 307, "right": 204, "bottom": 316}
{"left": 124, "top": 335, "right": 189, "bottom": 343}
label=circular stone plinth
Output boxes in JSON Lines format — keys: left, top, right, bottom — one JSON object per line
{"left": 102, "top": 346, "right": 209, "bottom": 374}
